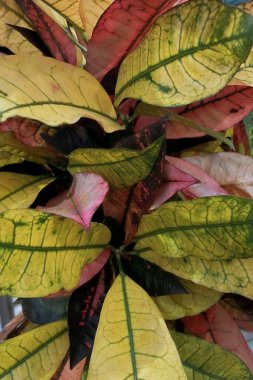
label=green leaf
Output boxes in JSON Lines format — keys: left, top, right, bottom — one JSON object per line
{"left": 0, "top": 150, "right": 23, "bottom": 167}
{"left": 0, "top": 209, "right": 111, "bottom": 297}
{"left": 87, "top": 274, "right": 187, "bottom": 379}
{"left": 115, "top": 0, "right": 253, "bottom": 107}
{"left": 0, "top": 55, "right": 121, "bottom": 133}
{"left": 243, "top": 111, "right": 253, "bottom": 156}
{"left": 135, "top": 196, "right": 253, "bottom": 261}
{"left": 68, "top": 136, "right": 164, "bottom": 188}
{"left": 0, "top": 172, "right": 53, "bottom": 213}
{"left": 0, "top": 320, "right": 69, "bottom": 379}
{"left": 170, "top": 330, "right": 253, "bottom": 380}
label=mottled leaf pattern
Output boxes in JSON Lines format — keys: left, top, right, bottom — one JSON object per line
{"left": 115, "top": 0, "right": 253, "bottom": 107}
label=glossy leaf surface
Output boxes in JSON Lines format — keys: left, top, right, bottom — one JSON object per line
{"left": 0, "top": 209, "right": 111, "bottom": 297}
{"left": 0, "top": 55, "right": 120, "bottom": 133}
{"left": 115, "top": 0, "right": 253, "bottom": 107}
{"left": 87, "top": 275, "right": 186, "bottom": 379}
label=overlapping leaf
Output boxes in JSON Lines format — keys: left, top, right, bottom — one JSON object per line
{"left": 52, "top": 357, "right": 86, "bottom": 380}
{"left": 170, "top": 330, "right": 253, "bottom": 379}
{"left": 87, "top": 275, "right": 186, "bottom": 379}
{"left": 22, "top": 296, "right": 69, "bottom": 324}
{"left": 68, "top": 136, "right": 163, "bottom": 188}
{"left": 0, "top": 55, "right": 120, "bottom": 133}
{"left": 115, "top": 0, "right": 253, "bottom": 107}
{"left": 135, "top": 196, "right": 253, "bottom": 261}
{"left": 0, "top": 150, "right": 23, "bottom": 167}
{"left": 0, "top": 209, "right": 111, "bottom": 297}
{"left": 0, "top": 172, "right": 53, "bottom": 213}
{"left": 0, "top": 320, "right": 68, "bottom": 379}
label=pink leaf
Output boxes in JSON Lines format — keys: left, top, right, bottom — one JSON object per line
{"left": 51, "top": 357, "right": 86, "bottom": 380}
{"left": 86, "top": 0, "right": 187, "bottom": 81}
{"left": 38, "top": 173, "right": 109, "bottom": 229}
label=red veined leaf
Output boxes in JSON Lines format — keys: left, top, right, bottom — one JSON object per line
{"left": 183, "top": 303, "right": 253, "bottom": 372}
{"left": 86, "top": 0, "right": 188, "bottom": 81}
{"left": 151, "top": 155, "right": 227, "bottom": 209}
{"left": 235, "top": 321, "right": 253, "bottom": 332}
{"left": 233, "top": 122, "right": 251, "bottom": 156}
{"left": 15, "top": 0, "right": 77, "bottom": 64}
{"left": 38, "top": 173, "right": 109, "bottom": 229}
{"left": 51, "top": 356, "right": 86, "bottom": 380}
{"left": 68, "top": 262, "right": 113, "bottom": 369}
{"left": 103, "top": 118, "right": 166, "bottom": 244}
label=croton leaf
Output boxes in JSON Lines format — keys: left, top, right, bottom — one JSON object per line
{"left": 170, "top": 330, "right": 253, "bottom": 379}
{"left": 234, "top": 112, "right": 253, "bottom": 157}
{"left": 86, "top": 0, "right": 187, "bottom": 81}
{"left": 0, "top": 209, "right": 111, "bottom": 297}
{"left": 0, "top": 172, "right": 53, "bottom": 213}
{"left": 135, "top": 196, "right": 253, "bottom": 261}
{"left": 68, "top": 262, "right": 113, "bottom": 369}
{"left": 121, "top": 255, "right": 187, "bottom": 297}
{"left": 87, "top": 275, "right": 187, "bottom": 379}
{"left": 154, "top": 280, "right": 222, "bottom": 320}
{"left": 0, "top": 0, "right": 40, "bottom": 55}
{"left": 38, "top": 173, "right": 109, "bottom": 229}
{"left": 115, "top": 0, "right": 253, "bottom": 107}
{"left": 0, "top": 150, "right": 23, "bottom": 167}
{"left": 0, "top": 313, "right": 27, "bottom": 342}
{"left": 0, "top": 320, "right": 68, "bottom": 379}
{"left": 68, "top": 136, "right": 164, "bottom": 188}
{"left": 0, "top": 55, "right": 121, "bottom": 133}
{"left": 16, "top": 0, "right": 77, "bottom": 64}
{"left": 221, "top": 295, "right": 253, "bottom": 324}
{"left": 52, "top": 357, "right": 86, "bottom": 380}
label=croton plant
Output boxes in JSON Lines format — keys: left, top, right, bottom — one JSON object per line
{"left": 0, "top": 0, "right": 253, "bottom": 379}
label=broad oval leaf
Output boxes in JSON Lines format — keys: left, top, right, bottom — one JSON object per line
{"left": 0, "top": 55, "right": 121, "bottom": 133}
{"left": 0, "top": 172, "right": 53, "bottom": 213}
{"left": 115, "top": 0, "right": 253, "bottom": 107}
{"left": 0, "top": 320, "right": 68, "bottom": 379}
{"left": 87, "top": 275, "right": 187, "bottom": 379}
{"left": 154, "top": 280, "right": 222, "bottom": 320}
{"left": 0, "top": 209, "right": 111, "bottom": 297}
{"left": 68, "top": 136, "right": 164, "bottom": 188}
{"left": 135, "top": 196, "right": 253, "bottom": 261}
{"left": 170, "top": 330, "right": 253, "bottom": 380}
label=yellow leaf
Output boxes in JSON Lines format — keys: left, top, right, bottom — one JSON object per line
{"left": 0, "top": 209, "right": 111, "bottom": 297}
{"left": 154, "top": 280, "right": 222, "bottom": 320}
{"left": 235, "top": 47, "right": 253, "bottom": 86}
{"left": 88, "top": 275, "right": 186, "bottom": 380}
{"left": 68, "top": 136, "right": 164, "bottom": 188}
{"left": 0, "top": 0, "right": 40, "bottom": 55}
{"left": 79, "top": 0, "right": 114, "bottom": 38}
{"left": 0, "top": 173, "right": 53, "bottom": 213}
{"left": 0, "top": 150, "right": 23, "bottom": 167}
{"left": 115, "top": 0, "right": 253, "bottom": 107}
{"left": 135, "top": 196, "right": 253, "bottom": 261}
{"left": 0, "top": 320, "right": 68, "bottom": 380}
{"left": 0, "top": 55, "right": 121, "bottom": 133}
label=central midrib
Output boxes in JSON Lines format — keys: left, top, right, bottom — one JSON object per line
{"left": 0, "top": 243, "right": 106, "bottom": 252}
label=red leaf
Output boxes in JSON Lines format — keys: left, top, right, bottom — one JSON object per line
{"left": 38, "top": 173, "right": 109, "bottom": 229}
{"left": 183, "top": 304, "right": 253, "bottom": 372}
{"left": 233, "top": 122, "right": 251, "bottom": 156}
{"left": 51, "top": 356, "right": 86, "bottom": 380}
{"left": 15, "top": 0, "right": 77, "bottom": 64}
{"left": 86, "top": 0, "right": 187, "bottom": 81}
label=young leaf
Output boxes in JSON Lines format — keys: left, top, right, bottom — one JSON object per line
{"left": 0, "top": 0, "right": 40, "bottom": 55}
{"left": 68, "top": 136, "right": 164, "bottom": 188}
{"left": 0, "top": 209, "right": 111, "bottom": 297}
{"left": 170, "top": 330, "right": 253, "bottom": 379}
{"left": 0, "top": 55, "right": 121, "bottom": 133}
{"left": 38, "top": 173, "right": 109, "bottom": 229}
{"left": 185, "top": 152, "right": 253, "bottom": 198}
{"left": 115, "top": 0, "right": 253, "bottom": 107}
{"left": 135, "top": 196, "right": 253, "bottom": 261}
{"left": 0, "top": 172, "right": 53, "bottom": 213}
{"left": 87, "top": 275, "right": 187, "bottom": 379}
{"left": 15, "top": 0, "right": 77, "bottom": 64}
{"left": 0, "top": 320, "right": 68, "bottom": 379}
{"left": 154, "top": 280, "right": 222, "bottom": 320}
{"left": 68, "top": 262, "right": 113, "bottom": 369}
{"left": 86, "top": 0, "right": 187, "bottom": 81}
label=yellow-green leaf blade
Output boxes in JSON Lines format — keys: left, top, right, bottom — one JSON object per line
{"left": 79, "top": 0, "right": 114, "bottom": 38}
{"left": 170, "top": 330, "right": 253, "bottom": 380}
{"left": 0, "top": 55, "right": 121, "bottom": 133}
{"left": 0, "top": 173, "right": 53, "bottom": 213}
{"left": 154, "top": 280, "right": 222, "bottom": 320}
{"left": 68, "top": 136, "right": 164, "bottom": 188}
{"left": 115, "top": 0, "right": 253, "bottom": 107}
{"left": 0, "top": 320, "right": 68, "bottom": 380}
{"left": 88, "top": 275, "right": 186, "bottom": 380}
{"left": 0, "top": 151, "right": 23, "bottom": 167}
{"left": 0, "top": 209, "right": 111, "bottom": 297}
{"left": 235, "top": 47, "right": 253, "bottom": 86}
{"left": 135, "top": 196, "right": 253, "bottom": 261}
